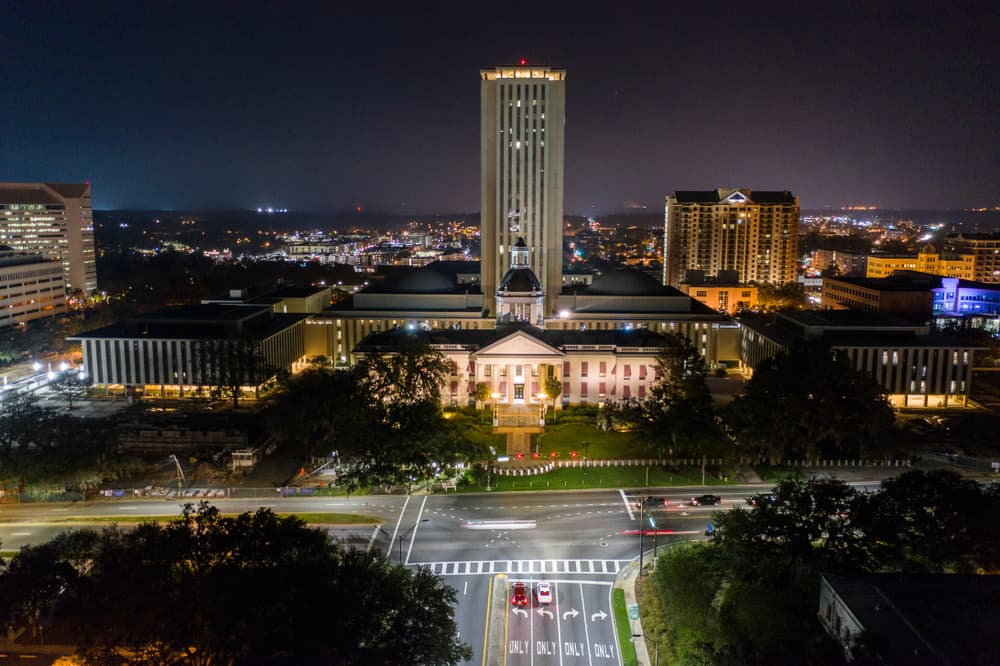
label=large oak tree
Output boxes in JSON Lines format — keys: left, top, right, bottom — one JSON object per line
{"left": 1, "top": 504, "right": 471, "bottom": 665}
{"left": 723, "top": 342, "right": 895, "bottom": 462}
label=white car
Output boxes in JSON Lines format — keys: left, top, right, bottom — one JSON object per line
{"left": 534, "top": 582, "right": 553, "bottom": 604}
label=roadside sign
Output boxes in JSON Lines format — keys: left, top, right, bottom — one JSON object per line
{"left": 628, "top": 603, "right": 639, "bottom": 621}
{"left": 706, "top": 523, "right": 714, "bottom": 534}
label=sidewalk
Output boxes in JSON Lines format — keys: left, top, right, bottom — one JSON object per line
{"left": 614, "top": 559, "right": 653, "bottom": 666}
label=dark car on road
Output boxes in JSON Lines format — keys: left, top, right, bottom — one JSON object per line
{"left": 641, "top": 496, "right": 668, "bottom": 508}
{"left": 745, "top": 494, "right": 776, "bottom": 507}
{"left": 690, "top": 494, "right": 722, "bottom": 506}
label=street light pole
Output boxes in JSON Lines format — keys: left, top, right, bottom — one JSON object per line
{"left": 397, "top": 519, "right": 429, "bottom": 565}
{"left": 638, "top": 498, "right": 645, "bottom": 576}
{"left": 649, "top": 514, "right": 658, "bottom": 567}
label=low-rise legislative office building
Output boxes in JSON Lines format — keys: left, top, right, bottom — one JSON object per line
{"left": 738, "top": 310, "right": 982, "bottom": 408}
{"left": 69, "top": 304, "right": 308, "bottom": 398}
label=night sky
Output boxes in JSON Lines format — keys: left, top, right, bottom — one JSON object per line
{"left": 2, "top": 1, "right": 999, "bottom": 213}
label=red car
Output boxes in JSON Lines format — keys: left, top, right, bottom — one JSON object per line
{"left": 511, "top": 582, "right": 529, "bottom": 607}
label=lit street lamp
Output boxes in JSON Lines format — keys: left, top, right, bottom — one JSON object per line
{"left": 536, "top": 392, "right": 547, "bottom": 427}
{"left": 490, "top": 392, "right": 502, "bottom": 427}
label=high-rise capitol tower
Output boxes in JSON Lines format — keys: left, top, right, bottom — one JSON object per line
{"left": 481, "top": 63, "right": 565, "bottom": 316}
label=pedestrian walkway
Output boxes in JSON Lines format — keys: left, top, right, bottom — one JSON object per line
{"left": 614, "top": 559, "right": 653, "bottom": 666}
{"left": 417, "top": 558, "right": 628, "bottom": 576}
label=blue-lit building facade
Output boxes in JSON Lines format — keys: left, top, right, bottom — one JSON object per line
{"left": 933, "top": 277, "right": 1000, "bottom": 335}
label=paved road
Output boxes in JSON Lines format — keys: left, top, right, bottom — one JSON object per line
{"left": 0, "top": 482, "right": 884, "bottom": 665}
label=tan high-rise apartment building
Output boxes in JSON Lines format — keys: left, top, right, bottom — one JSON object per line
{"left": 663, "top": 189, "right": 799, "bottom": 287}
{"left": 0, "top": 182, "right": 98, "bottom": 294}
{"left": 481, "top": 63, "right": 565, "bottom": 316}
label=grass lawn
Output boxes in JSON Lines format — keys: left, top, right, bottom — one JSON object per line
{"left": 755, "top": 464, "right": 801, "bottom": 483}
{"left": 612, "top": 587, "right": 639, "bottom": 666}
{"left": 533, "top": 423, "right": 638, "bottom": 459}
{"left": 458, "top": 464, "right": 732, "bottom": 493}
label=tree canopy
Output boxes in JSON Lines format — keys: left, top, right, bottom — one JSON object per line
{"left": 648, "top": 471, "right": 1000, "bottom": 665}
{"left": 722, "top": 342, "right": 896, "bottom": 461}
{"left": 612, "top": 333, "right": 726, "bottom": 458}
{"left": 755, "top": 282, "right": 806, "bottom": 311}
{"left": 0, "top": 504, "right": 471, "bottom": 665}
{"left": 0, "top": 394, "right": 133, "bottom": 497}
{"left": 267, "top": 340, "right": 483, "bottom": 491}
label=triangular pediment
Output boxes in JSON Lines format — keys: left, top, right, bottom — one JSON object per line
{"left": 473, "top": 330, "right": 564, "bottom": 358}
{"left": 724, "top": 190, "right": 749, "bottom": 204}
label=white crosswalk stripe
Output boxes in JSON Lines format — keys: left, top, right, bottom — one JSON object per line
{"left": 415, "top": 559, "right": 626, "bottom": 576}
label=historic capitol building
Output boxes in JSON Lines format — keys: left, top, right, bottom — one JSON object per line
{"left": 72, "top": 62, "right": 980, "bottom": 419}
{"left": 306, "top": 63, "right": 740, "bottom": 411}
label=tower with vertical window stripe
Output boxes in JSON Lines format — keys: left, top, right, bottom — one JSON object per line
{"left": 481, "top": 64, "right": 565, "bottom": 317}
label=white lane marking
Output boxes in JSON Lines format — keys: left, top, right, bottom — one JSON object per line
{"left": 580, "top": 582, "right": 594, "bottom": 666}
{"left": 421, "top": 560, "right": 629, "bottom": 577}
{"left": 118, "top": 506, "right": 138, "bottom": 510}
{"left": 619, "top": 489, "right": 635, "bottom": 520}
{"left": 555, "top": 580, "right": 565, "bottom": 666}
{"left": 388, "top": 495, "right": 411, "bottom": 559}
{"left": 460, "top": 520, "right": 537, "bottom": 530}
{"left": 48, "top": 508, "right": 70, "bottom": 512}
{"left": 11, "top": 532, "right": 31, "bottom": 536}
{"left": 463, "top": 580, "right": 468, "bottom": 595}
{"left": 404, "top": 495, "right": 427, "bottom": 566}
{"left": 606, "top": 584, "right": 621, "bottom": 666}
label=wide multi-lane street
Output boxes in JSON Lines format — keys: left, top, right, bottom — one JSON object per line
{"left": 0, "top": 482, "right": 881, "bottom": 665}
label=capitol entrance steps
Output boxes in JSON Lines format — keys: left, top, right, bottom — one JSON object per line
{"left": 492, "top": 405, "right": 543, "bottom": 456}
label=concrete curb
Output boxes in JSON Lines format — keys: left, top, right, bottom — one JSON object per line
{"left": 613, "top": 559, "right": 652, "bottom": 666}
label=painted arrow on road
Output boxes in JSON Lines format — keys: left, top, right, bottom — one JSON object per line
{"left": 591, "top": 610, "right": 608, "bottom": 621}
{"left": 536, "top": 608, "right": 553, "bottom": 619}
{"left": 563, "top": 608, "right": 579, "bottom": 620}
{"left": 512, "top": 607, "right": 528, "bottom": 618}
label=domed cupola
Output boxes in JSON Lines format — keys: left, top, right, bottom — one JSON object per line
{"left": 496, "top": 237, "right": 545, "bottom": 325}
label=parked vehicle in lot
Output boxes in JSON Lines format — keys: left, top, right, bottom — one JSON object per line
{"left": 534, "top": 582, "right": 553, "bottom": 604}
{"left": 690, "top": 494, "right": 723, "bottom": 506}
{"left": 511, "top": 582, "right": 529, "bottom": 607}
{"left": 745, "top": 494, "right": 776, "bottom": 507}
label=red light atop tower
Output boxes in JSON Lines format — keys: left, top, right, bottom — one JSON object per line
{"left": 519, "top": 57, "right": 527, "bottom": 66}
